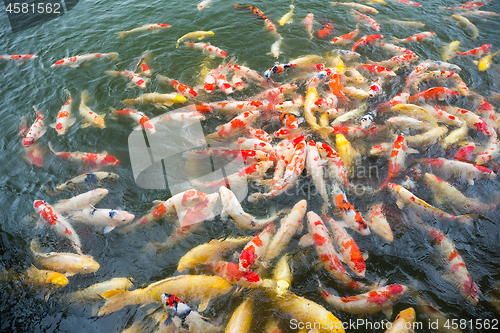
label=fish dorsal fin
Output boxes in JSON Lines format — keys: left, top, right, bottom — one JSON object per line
{"left": 101, "top": 289, "right": 126, "bottom": 298}
{"left": 197, "top": 299, "right": 210, "bottom": 312}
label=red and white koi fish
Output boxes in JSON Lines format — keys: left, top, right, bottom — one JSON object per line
{"left": 380, "top": 135, "right": 411, "bottom": 189}
{"left": 460, "top": 10, "right": 500, "bottom": 18}
{"left": 134, "top": 51, "right": 151, "bottom": 76}
{"left": 389, "top": 0, "right": 421, "bottom": 6}
{"left": 370, "top": 142, "right": 392, "bottom": 157}
{"left": 227, "top": 62, "right": 267, "bottom": 86}
{"left": 264, "top": 18, "right": 281, "bottom": 40}
{"left": 52, "top": 188, "right": 108, "bottom": 214}
{"left": 387, "top": 183, "right": 475, "bottom": 225}
{"left": 197, "top": 0, "right": 214, "bottom": 10}
{"left": 209, "top": 261, "right": 262, "bottom": 288}
{"left": 408, "top": 87, "right": 459, "bottom": 102}
{"left": 411, "top": 71, "right": 469, "bottom": 96}
{"left": 369, "top": 53, "right": 419, "bottom": 69}
{"left": 405, "top": 60, "right": 462, "bottom": 90}
{"left": 48, "top": 142, "right": 120, "bottom": 167}
{"left": 219, "top": 186, "right": 279, "bottom": 230}
{"left": 323, "top": 214, "right": 366, "bottom": 277}
{"left": 317, "top": 142, "right": 350, "bottom": 189}
{"left": 0, "top": 54, "right": 37, "bottom": 62}
{"left": 358, "top": 64, "right": 396, "bottom": 78}
{"left": 270, "top": 135, "right": 305, "bottom": 186}
{"left": 385, "top": 308, "right": 416, "bottom": 333}
{"left": 70, "top": 208, "right": 135, "bottom": 233}
{"left": 352, "top": 10, "right": 380, "bottom": 31}
{"left": 475, "top": 130, "right": 499, "bottom": 165}
{"left": 231, "top": 71, "right": 245, "bottom": 90}
{"left": 326, "top": 124, "right": 386, "bottom": 140}
{"left": 303, "top": 13, "right": 315, "bottom": 39}
{"left": 300, "top": 211, "right": 364, "bottom": 290}
{"left": 23, "top": 107, "right": 46, "bottom": 146}
{"left": 51, "top": 52, "right": 119, "bottom": 67}
{"left": 204, "top": 67, "right": 217, "bottom": 93}
{"left": 423, "top": 225, "right": 480, "bottom": 305}
{"left": 24, "top": 143, "right": 45, "bottom": 167}
{"left": 110, "top": 107, "right": 155, "bottom": 134}
{"left": 441, "top": 106, "right": 492, "bottom": 135}
{"left": 367, "top": 78, "right": 384, "bottom": 98}
{"left": 264, "top": 200, "right": 307, "bottom": 264}
{"left": 377, "top": 42, "right": 415, "bottom": 55}
{"left": 441, "top": 2, "right": 486, "bottom": 10}
{"left": 106, "top": 70, "right": 148, "bottom": 89}
{"left": 424, "top": 173, "right": 500, "bottom": 214}
{"left": 214, "top": 65, "right": 234, "bottom": 94}
{"left": 331, "top": 185, "right": 370, "bottom": 235}
{"left": 318, "top": 19, "right": 335, "bottom": 39}
{"left": 310, "top": 96, "right": 338, "bottom": 111}
{"left": 330, "top": 28, "right": 359, "bottom": 46}
{"left": 320, "top": 282, "right": 407, "bottom": 315}
{"left": 232, "top": 137, "right": 274, "bottom": 154}
{"left": 184, "top": 42, "right": 227, "bottom": 58}
{"left": 51, "top": 90, "right": 75, "bottom": 136}
{"left": 157, "top": 75, "right": 198, "bottom": 97}
{"left": 33, "top": 200, "right": 82, "bottom": 254}
{"left": 185, "top": 148, "right": 269, "bottom": 164}
{"left": 306, "top": 141, "right": 329, "bottom": 204}
{"left": 247, "top": 127, "right": 272, "bottom": 142}
{"left": 331, "top": 2, "right": 378, "bottom": 13}
{"left": 453, "top": 142, "right": 476, "bottom": 163}
{"left": 352, "top": 34, "right": 383, "bottom": 52}
{"left": 393, "top": 31, "right": 435, "bottom": 43}
{"left": 328, "top": 73, "right": 350, "bottom": 105}
{"left": 116, "top": 24, "right": 170, "bottom": 38}
{"left": 239, "top": 223, "right": 275, "bottom": 271}
{"left": 79, "top": 90, "right": 106, "bottom": 129}
{"left": 248, "top": 140, "right": 306, "bottom": 202}
{"left": 204, "top": 161, "right": 274, "bottom": 190}
{"left": 418, "top": 157, "right": 496, "bottom": 184}
{"left": 416, "top": 104, "right": 463, "bottom": 127}
{"left": 365, "top": 205, "right": 393, "bottom": 242}
{"left": 207, "top": 110, "right": 260, "bottom": 140}
{"left": 253, "top": 84, "right": 298, "bottom": 101}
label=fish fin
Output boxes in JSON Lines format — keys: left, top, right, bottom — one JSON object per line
{"left": 102, "top": 289, "right": 127, "bottom": 298}
{"left": 407, "top": 147, "right": 419, "bottom": 154}
{"left": 100, "top": 113, "right": 106, "bottom": 119}
{"left": 50, "top": 123, "right": 57, "bottom": 129}
{"left": 382, "top": 307, "right": 393, "bottom": 319}
{"left": 98, "top": 289, "right": 131, "bottom": 316}
{"left": 109, "top": 52, "right": 120, "bottom": 61}
{"left": 473, "top": 60, "right": 478, "bottom": 65}
{"left": 81, "top": 123, "right": 92, "bottom": 128}
{"left": 468, "top": 179, "right": 474, "bottom": 185}
{"left": 65, "top": 272, "right": 76, "bottom": 277}
{"left": 36, "top": 218, "right": 44, "bottom": 228}
{"left": 395, "top": 199, "right": 405, "bottom": 210}
{"left": 68, "top": 118, "right": 76, "bottom": 127}
{"left": 298, "top": 233, "right": 314, "bottom": 247}
{"left": 116, "top": 31, "right": 127, "bottom": 38}
{"left": 103, "top": 226, "right": 115, "bottom": 233}
{"left": 362, "top": 252, "right": 369, "bottom": 261}
{"left": 45, "top": 291, "right": 52, "bottom": 302}
{"left": 197, "top": 299, "right": 210, "bottom": 312}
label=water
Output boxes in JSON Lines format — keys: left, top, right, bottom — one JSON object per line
{"left": 1, "top": 0, "right": 500, "bottom": 332}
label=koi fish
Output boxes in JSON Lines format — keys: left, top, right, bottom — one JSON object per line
{"left": 23, "top": 106, "right": 46, "bottom": 146}
{"left": 331, "top": 185, "right": 370, "bottom": 235}
{"left": 408, "top": 87, "right": 459, "bottom": 102}
{"left": 441, "top": 106, "right": 492, "bottom": 135}
{"left": 0, "top": 265, "right": 69, "bottom": 291}
{"left": 367, "top": 78, "right": 384, "bottom": 98}
{"left": 393, "top": 31, "right": 435, "bottom": 43}
{"left": 330, "top": 28, "right": 359, "bottom": 46}
{"left": 69, "top": 208, "right": 135, "bottom": 233}
{"left": 389, "top": 0, "right": 421, "bottom": 6}
{"left": 474, "top": 50, "right": 500, "bottom": 71}
{"left": 454, "top": 43, "right": 491, "bottom": 56}
{"left": 475, "top": 130, "right": 499, "bottom": 165}
{"left": 233, "top": 4, "right": 268, "bottom": 19}
{"left": 184, "top": 42, "right": 227, "bottom": 58}
{"left": 423, "top": 173, "right": 500, "bottom": 214}
{"left": 385, "top": 308, "right": 417, "bottom": 333}
{"left": 303, "top": 13, "right": 315, "bottom": 39}
{"left": 0, "top": 54, "right": 38, "bottom": 62}
{"left": 48, "top": 143, "right": 119, "bottom": 168}
{"left": 33, "top": 200, "right": 82, "bottom": 254}
{"left": 177, "top": 237, "right": 251, "bottom": 272}
{"left": 264, "top": 199, "right": 307, "bottom": 264}
{"left": 208, "top": 261, "right": 262, "bottom": 288}
{"left": 423, "top": 225, "right": 480, "bottom": 305}
{"left": 219, "top": 186, "right": 281, "bottom": 230}
{"left": 365, "top": 205, "right": 393, "bottom": 242}
{"left": 272, "top": 255, "right": 293, "bottom": 296}
{"left": 134, "top": 51, "right": 151, "bottom": 76}
{"left": 452, "top": 14, "right": 478, "bottom": 39}
{"left": 381, "top": 19, "right": 425, "bottom": 28}
{"left": 52, "top": 188, "right": 108, "bottom": 214}
{"left": 369, "top": 53, "right": 419, "bottom": 69}
{"left": 110, "top": 107, "right": 155, "bottom": 134}
{"left": 378, "top": 42, "right": 415, "bottom": 55}
{"left": 206, "top": 110, "right": 260, "bottom": 140}
{"left": 228, "top": 62, "right": 267, "bottom": 85}
{"left": 43, "top": 172, "right": 118, "bottom": 195}
{"left": 331, "top": 2, "right": 379, "bottom": 13}
{"left": 358, "top": 64, "right": 397, "bottom": 78}
{"left": 318, "top": 19, "right": 334, "bottom": 38}
{"left": 352, "top": 10, "right": 380, "bottom": 31}
{"left": 51, "top": 90, "right": 75, "bottom": 136}
{"left": 239, "top": 223, "right": 275, "bottom": 271}
{"left": 320, "top": 282, "right": 407, "bottom": 316}
{"left": 106, "top": 70, "right": 148, "bottom": 89}
{"left": 232, "top": 137, "right": 274, "bottom": 154}
{"left": 279, "top": 4, "right": 294, "bottom": 25}
{"left": 317, "top": 142, "right": 350, "bottom": 189}
{"left": 123, "top": 92, "right": 187, "bottom": 107}
{"left": 352, "top": 34, "right": 383, "bottom": 52}
{"left": 300, "top": 211, "right": 364, "bottom": 290}
{"left": 157, "top": 75, "right": 198, "bottom": 97}
{"left": 116, "top": 24, "right": 171, "bottom": 38}
{"left": 30, "top": 239, "right": 99, "bottom": 276}
{"left": 411, "top": 70, "right": 468, "bottom": 96}
{"left": 176, "top": 30, "right": 214, "bottom": 47}
{"left": 59, "top": 277, "right": 133, "bottom": 303}
{"left": 98, "top": 275, "right": 233, "bottom": 315}
{"left": 305, "top": 141, "right": 329, "bottom": 204}
{"left": 387, "top": 183, "right": 475, "bottom": 225}
{"left": 380, "top": 135, "right": 413, "bottom": 189}
{"left": 79, "top": 90, "right": 106, "bottom": 129}
{"left": 264, "top": 18, "right": 281, "bottom": 40}
{"left": 460, "top": 10, "right": 500, "bottom": 18}
{"left": 264, "top": 63, "right": 297, "bottom": 83}
{"left": 197, "top": 0, "right": 214, "bottom": 10}
{"left": 226, "top": 298, "right": 253, "bottom": 333}
{"left": 51, "top": 52, "right": 119, "bottom": 68}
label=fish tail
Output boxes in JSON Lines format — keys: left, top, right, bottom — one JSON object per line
{"left": 109, "top": 52, "right": 120, "bottom": 60}
{"left": 455, "top": 214, "right": 476, "bottom": 226}
{"left": 41, "top": 185, "right": 58, "bottom": 195}
{"left": 157, "top": 74, "right": 169, "bottom": 83}
{"left": 81, "top": 90, "right": 90, "bottom": 104}
{"left": 47, "top": 142, "right": 57, "bottom": 155}
{"left": 64, "top": 89, "right": 71, "bottom": 99}
{"left": 116, "top": 31, "right": 128, "bottom": 38}
{"left": 105, "top": 70, "right": 119, "bottom": 77}
{"left": 98, "top": 289, "right": 133, "bottom": 316}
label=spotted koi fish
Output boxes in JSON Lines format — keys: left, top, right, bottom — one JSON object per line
{"left": 377, "top": 42, "right": 415, "bottom": 56}
{"left": 134, "top": 51, "right": 151, "bottom": 76}
{"left": 331, "top": 185, "right": 370, "bottom": 235}
{"left": 51, "top": 52, "right": 119, "bottom": 67}
{"left": 369, "top": 53, "right": 419, "bottom": 69}
{"left": 228, "top": 62, "right": 267, "bottom": 86}
{"left": 110, "top": 107, "right": 155, "bottom": 134}
{"left": 454, "top": 43, "right": 491, "bottom": 57}
{"left": 410, "top": 71, "right": 469, "bottom": 96}
{"left": 330, "top": 28, "right": 359, "bottom": 46}
{"left": 352, "top": 10, "right": 380, "bottom": 31}
{"left": 393, "top": 31, "right": 435, "bottom": 43}
{"left": 352, "top": 34, "right": 383, "bottom": 52}
{"left": 239, "top": 223, "right": 275, "bottom": 271}
{"left": 116, "top": 23, "right": 171, "bottom": 38}
{"left": 301, "top": 211, "right": 364, "bottom": 290}
{"left": 475, "top": 130, "right": 499, "bottom": 165}
{"left": 380, "top": 135, "right": 411, "bottom": 189}
{"left": 441, "top": 106, "right": 492, "bottom": 135}
{"left": 423, "top": 225, "right": 480, "bottom": 305}
{"left": 358, "top": 64, "right": 396, "bottom": 78}
{"left": 306, "top": 141, "right": 330, "bottom": 204}
{"left": 70, "top": 208, "right": 135, "bottom": 233}
{"left": 23, "top": 106, "right": 46, "bottom": 147}
{"left": 365, "top": 204, "right": 393, "bottom": 242}
{"left": 387, "top": 183, "right": 475, "bottom": 225}
{"left": 33, "top": 200, "right": 82, "bottom": 254}
{"left": 323, "top": 214, "right": 366, "bottom": 277}
{"left": 48, "top": 143, "right": 120, "bottom": 167}
{"left": 232, "top": 137, "right": 274, "bottom": 154}
{"left": 157, "top": 75, "right": 198, "bottom": 97}
{"left": 247, "top": 127, "right": 272, "bottom": 142}
{"left": 51, "top": 90, "right": 75, "bottom": 136}
{"left": 0, "top": 54, "right": 38, "bottom": 61}
{"left": 106, "top": 70, "right": 148, "bottom": 89}
{"left": 303, "top": 13, "right": 315, "bottom": 38}
{"left": 233, "top": 4, "right": 268, "bottom": 19}
{"left": 79, "top": 90, "right": 106, "bottom": 129}
{"left": 184, "top": 42, "right": 227, "bottom": 58}
{"left": 207, "top": 110, "right": 260, "bottom": 140}
{"left": 43, "top": 172, "right": 118, "bottom": 195}
{"left": 210, "top": 261, "right": 262, "bottom": 288}
{"left": 317, "top": 142, "right": 350, "bottom": 189}
{"left": 264, "top": 63, "right": 297, "bottom": 83}
{"left": 204, "top": 160, "right": 273, "bottom": 190}
{"left": 185, "top": 147, "right": 269, "bottom": 164}
{"left": 390, "top": 0, "right": 421, "bottom": 6}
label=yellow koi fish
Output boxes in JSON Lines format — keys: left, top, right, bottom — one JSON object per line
{"left": 474, "top": 50, "right": 500, "bottom": 71}
{"left": 279, "top": 4, "right": 294, "bottom": 25}
{"left": 176, "top": 30, "right": 214, "bottom": 48}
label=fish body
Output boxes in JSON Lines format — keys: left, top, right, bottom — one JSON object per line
{"left": 60, "top": 278, "right": 133, "bottom": 303}
{"left": 233, "top": 4, "right": 268, "bottom": 19}
{"left": 365, "top": 205, "right": 393, "bottom": 241}
{"left": 44, "top": 172, "right": 118, "bottom": 194}
{"left": 385, "top": 308, "right": 417, "bottom": 333}
{"left": 226, "top": 298, "right": 253, "bottom": 333}
{"left": 303, "top": 13, "right": 315, "bottom": 39}
{"left": 98, "top": 275, "right": 233, "bottom": 315}
{"left": 0, "top": 54, "right": 38, "bottom": 61}
{"left": 318, "top": 20, "right": 334, "bottom": 39}
{"left": 272, "top": 255, "right": 293, "bottom": 296}
{"left": 48, "top": 143, "right": 120, "bottom": 167}
{"left": 408, "top": 87, "right": 459, "bottom": 102}
{"left": 123, "top": 92, "right": 187, "bottom": 106}
{"left": 352, "top": 34, "right": 383, "bottom": 52}
{"left": 317, "top": 142, "right": 350, "bottom": 189}
{"left": 394, "top": 31, "right": 435, "bottom": 43}
{"left": 264, "top": 18, "right": 281, "bottom": 40}
{"left": 106, "top": 70, "right": 148, "bottom": 89}
{"left": 52, "top": 90, "right": 75, "bottom": 136}
{"left": 455, "top": 44, "right": 491, "bottom": 56}
{"left": 239, "top": 223, "right": 275, "bottom": 271}
{"left": 197, "top": 0, "right": 214, "bottom": 10}
{"left": 69, "top": 208, "right": 135, "bottom": 233}
{"left": 79, "top": 90, "right": 106, "bottom": 128}
{"left": 352, "top": 10, "right": 380, "bottom": 31}
{"left": 158, "top": 75, "right": 198, "bottom": 97}
{"left": 370, "top": 53, "right": 419, "bottom": 69}
{"left": 306, "top": 141, "right": 329, "bottom": 204}
{"left": 117, "top": 24, "right": 170, "bottom": 38}
{"left": 33, "top": 200, "right": 82, "bottom": 254}
{"left": 380, "top": 135, "right": 410, "bottom": 189}
{"left": 176, "top": 30, "right": 214, "bottom": 47}
{"left": 417, "top": 157, "right": 496, "bottom": 183}
{"left": 330, "top": 28, "right": 359, "bottom": 45}
{"left": 209, "top": 110, "right": 260, "bottom": 140}
{"left": 475, "top": 50, "right": 500, "bottom": 71}
{"left": 110, "top": 107, "right": 155, "bottom": 134}
{"left": 358, "top": 64, "right": 397, "bottom": 78}
{"left": 9, "top": 266, "right": 69, "bottom": 290}
{"left": 209, "top": 261, "right": 262, "bottom": 288}
{"left": 51, "top": 52, "right": 119, "bottom": 67}
{"left": 52, "top": 188, "right": 108, "bottom": 214}
{"left": 452, "top": 14, "right": 478, "bottom": 38}
{"left": 184, "top": 42, "right": 227, "bottom": 58}
{"left": 331, "top": 185, "right": 370, "bottom": 235}
{"left": 390, "top": 0, "right": 421, "bottom": 6}
{"left": 23, "top": 107, "right": 46, "bottom": 146}
{"left": 331, "top": 2, "right": 378, "bottom": 13}
{"left": 279, "top": 4, "right": 294, "bottom": 25}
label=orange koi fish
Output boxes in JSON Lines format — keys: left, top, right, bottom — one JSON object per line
{"left": 318, "top": 19, "right": 334, "bottom": 39}
{"left": 330, "top": 28, "right": 359, "bottom": 46}
{"left": 233, "top": 4, "right": 268, "bottom": 19}
{"left": 48, "top": 142, "right": 120, "bottom": 167}
{"left": 352, "top": 34, "right": 383, "bottom": 52}
{"left": 158, "top": 75, "right": 198, "bottom": 97}
{"left": 352, "top": 10, "right": 380, "bottom": 31}
{"left": 184, "top": 42, "right": 227, "bottom": 58}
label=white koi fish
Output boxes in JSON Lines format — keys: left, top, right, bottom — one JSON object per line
{"left": 116, "top": 24, "right": 171, "bottom": 38}
{"left": 184, "top": 42, "right": 227, "bottom": 58}
{"left": 69, "top": 208, "right": 135, "bottom": 233}
{"left": 305, "top": 140, "right": 329, "bottom": 205}
{"left": 23, "top": 106, "right": 46, "bottom": 146}
{"left": 51, "top": 52, "right": 119, "bottom": 67}
{"left": 52, "top": 188, "right": 108, "bottom": 214}
{"left": 79, "top": 90, "right": 106, "bottom": 129}
{"left": 43, "top": 172, "right": 118, "bottom": 195}
{"left": 51, "top": 90, "right": 75, "bottom": 136}
{"left": 303, "top": 13, "right": 314, "bottom": 39}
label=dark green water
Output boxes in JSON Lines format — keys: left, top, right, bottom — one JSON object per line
{"left": 1, "top": 0, "right": 500, "bottom": 332}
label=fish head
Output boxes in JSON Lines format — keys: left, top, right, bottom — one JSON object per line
{"left": 22, "top": 137, "right": 35, "bottom": 146}
{"left": 80, "top": 257, "right": 101, "bottom": 273}
{"left": 47, "top": 272, "right": 69, "bottom": 288}
{"left": 161, "top": 293, "right": 181, "bottom": 309}
{"left": 110, "top": 211, "right": 135, "bottom": 225}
